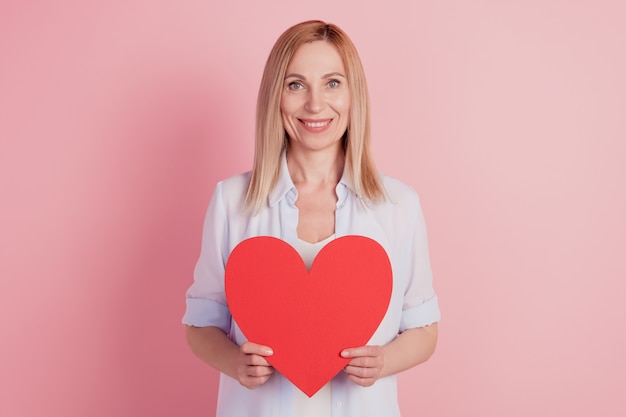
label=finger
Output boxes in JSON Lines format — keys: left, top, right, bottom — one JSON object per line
{"left": 241, "top": 341, "right": 273, "bottom": 356}
{"left": 346, "top": 373, "right": 376, "bottom": 387}
{"left": 244, "top": 354, "right": 273, "bottom": 367}
{"left": 344, "top": 364, "right": 375, "bottom": 379}
{"left": 241, "top": 373, "right": 273, "bottom": 390}
{"left": 345, "top": 356, "right": 380, "bottom": 368}
{"left": 238, "top": 361, "right": 275, "bottom": 390}
{"left": 341, "top": 345, "right": 380, "bottom": 358}
{"left": 246, "top": 364, "right": 275, "bottom": 378}
{"left": 344, "top": 364, "right": 380, "bottom": 388}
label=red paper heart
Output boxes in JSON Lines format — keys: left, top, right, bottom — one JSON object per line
{"left": 225, "top": 235, "right": 392, "bottom": 397}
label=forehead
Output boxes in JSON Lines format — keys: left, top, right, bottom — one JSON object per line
{"left": 286, "top": 41, "right": 345, "bottom": 73}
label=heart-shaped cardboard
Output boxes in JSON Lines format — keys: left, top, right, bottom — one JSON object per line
{"left": 225, "top": 235, "right": 392, "bottom": 397}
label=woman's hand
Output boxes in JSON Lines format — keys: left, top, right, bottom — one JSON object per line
{"left": 339, "top": 325, "right": 439, "bottom": 388}
{"left": 237, "top": 341, "right": 275, "bottom": 389}
{"left": 340, "top": 345, "right": 385, "bottom": 387}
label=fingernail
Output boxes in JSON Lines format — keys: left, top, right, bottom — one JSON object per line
{"left": 263, "top": 348, "right": 273, "bottom": 355}
{"left": 340, "top": 350, "right": 348, "bottom": 358}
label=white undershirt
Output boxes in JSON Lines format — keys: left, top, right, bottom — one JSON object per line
{"left": 293, "top": 234, "right": 334, "bottom": 417}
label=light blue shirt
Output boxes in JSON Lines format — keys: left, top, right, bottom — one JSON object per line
{"left": 183, "top": 155, "right": 440, "bottom": 417}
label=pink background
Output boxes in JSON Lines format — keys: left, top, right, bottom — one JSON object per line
{"left": 1, "top": 1, "right": 625, "bottom": 416}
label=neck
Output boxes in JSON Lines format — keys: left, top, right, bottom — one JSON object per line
{"left": 286, "top": 148, "right": 344, "bottom": 187}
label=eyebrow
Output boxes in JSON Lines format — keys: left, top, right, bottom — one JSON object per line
{"left": 284, "top": 72, "right": 346, "bottom": 80}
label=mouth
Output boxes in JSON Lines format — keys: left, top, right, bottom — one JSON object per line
{"left": 302, "top": 119, "right": 330, "bottom": 127}
{"left": 299, "top": 118, "right": 333, "bottom": 132}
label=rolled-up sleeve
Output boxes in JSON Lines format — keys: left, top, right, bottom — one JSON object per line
{"left": 399, "top": 192, "right": 441, "bottom": 332}
{"left": 182, "top": 182, "right": 232, "bottom": 334}
{"left": 400, "top": 294, "right": 440, "bottom": 331}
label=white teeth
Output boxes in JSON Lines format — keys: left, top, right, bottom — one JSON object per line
{"left": 304, "top": 121, "right": 329, "bottom": 128}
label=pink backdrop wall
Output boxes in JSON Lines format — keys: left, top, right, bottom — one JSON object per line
{"left": 1, "top": 1, "right": 624, "bottom": 416}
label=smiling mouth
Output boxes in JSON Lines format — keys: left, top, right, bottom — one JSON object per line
{"left": 300, "top": 119, "right": 332, "bottom": 128}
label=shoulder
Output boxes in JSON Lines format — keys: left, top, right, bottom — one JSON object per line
{"left": 363, "top": 174, "right": 429, "bottom": 247}
{"left": 218, "top": 171, "right": 251, "bottom": 193}
{"left": 379, "top": 174, "right": 422, "bottom": 209}
{"left": 213, "top": 171, "right": 251, "bottom": 210}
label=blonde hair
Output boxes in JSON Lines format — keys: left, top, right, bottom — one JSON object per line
{"left": 245, "top": 20, "right": 384, "bottom": 214}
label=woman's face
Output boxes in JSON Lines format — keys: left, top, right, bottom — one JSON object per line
{"left": 280, "top": 41, "right": 351, "bottom": 154}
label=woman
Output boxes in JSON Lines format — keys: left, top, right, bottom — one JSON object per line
{"left": 183, "top": 20, "right": 440, "bottom": 416}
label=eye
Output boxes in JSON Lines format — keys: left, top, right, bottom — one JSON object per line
{"left": 327, "top": 79, "right": 341, "bottom": 88}
{"left": 288, "top": 81, "right": 304, "bottom": 91}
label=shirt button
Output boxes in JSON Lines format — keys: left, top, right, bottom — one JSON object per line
{"left": 336, "top": 401, "right": 342, "bottom": 408}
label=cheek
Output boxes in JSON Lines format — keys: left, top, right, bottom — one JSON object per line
{"left": 335, "top": 93, "right": 351, "bottom": 118}
{"left": 280, "top": 93, "right": 300, "bottom": 116}
{"left": 279, "top": 96, "right": 297, "bottom": 135}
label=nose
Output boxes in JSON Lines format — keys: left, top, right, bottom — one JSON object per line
{"left": 304, "top": 87, "right": 324, "bottom": 113}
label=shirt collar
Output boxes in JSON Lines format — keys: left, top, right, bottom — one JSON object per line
{"left": 268, "top": 152, "right": 296, "bottom": 207}
{"left": 268, "top": 152, "right": 357, "bottom": 207}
